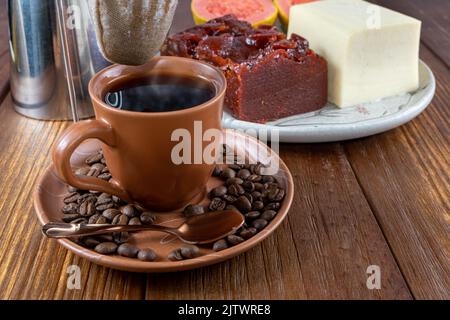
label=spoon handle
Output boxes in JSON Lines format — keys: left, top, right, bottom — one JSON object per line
{"left": 42, "top": 222, "right": 178, "bottom": 238}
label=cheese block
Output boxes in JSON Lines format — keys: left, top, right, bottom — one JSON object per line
{"left": 288, "top": 0, "right": 421, "bottom": 107}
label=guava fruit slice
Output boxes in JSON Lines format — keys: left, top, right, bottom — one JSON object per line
{"left": 274, "top": 0, "right": 317, "bottom": 26}
{"left": 191, "top": 0, "right": 278, "bottom": 27}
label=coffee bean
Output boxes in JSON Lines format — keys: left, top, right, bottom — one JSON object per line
{"left": 252, "top": 219, "right": 268, "bottom": 230}
{"left": 63, "top": 192, "right": 80, "bottom": 204}
{"left": 128, "top": 217, "right": 141, "bottom": 225}
{"left": 267, "top": 188, "right": 282, "bottom": 201}
{"left": 102, "top": 208, "right": 120, "bottom": 221}
{"left": 213, "top": 239, "right": 228, "bottom": 252}
{"left": 240, "top": 227, "right": 257, "bottom": 239}
{"left": 262, "top": 175, "right": 275, "bottom": 183}
{"left": 88, "top": 213, "right": 101, "bottom": 224}
{"left": 234, "top": 196, "right": 251, "bottom": 213}
{"left": 120, "top": 204, "right": 137, "bottom": 218}
{"left": 140, "top": 212, "right": 156, "bottom": 224}
{"left": 83, "top": 237, "right": 100, "bottom": 248}
{"left": 180, "top": 245, "right": 200, "bottom": 259}
{"left": 98, "top": 173, "right": 112, "bottom": 180}
{"left": 209, "top": 197, "right": 226, "bottom": 211}
{"left": 96, "top": 234, "right": 114, "bottom": 242}
{"left": 227, "top": 235, "right": 244, "bottom": 245}
{"left": 243, "top": 193, "right": 253, "bottom": 204}
{"left": 96, "top": 202, "right": 114, "bottom": 211}
{"left": 75, "top": 167, "right": 90, "bottom": 176}
{"left": 85, "top": 152, "right": 103, "bottom": 165}
{"left": 228, "top": 164, "right": 242, "bottom": 171}
{"left": 77, "top": 193, "right": 96, "bottom": 205}
{"left": 79, "top": 200, "right": 96, "bottom": 216}
{"left": 112, "top": 232, "right": 130, "bottom": 244}
{"left": 253, "top": 163, "right": 265, "bottom": 175}
{"left": 168, "top": 249, "right": 184, "bottom": 261}
{"left": 212, "top": 166, "right": 222, "bottom": 177}
{"left": 112, "top": 195, "right": 124, "bottom": 204}
{"left": 62, "top": 213, "right": 80, "bottom": 222}
{"left": 71, "top": 217, "right": 88, "bottom": 224}
{"left": 101, "top": 166, "right": 109, "bottom": 173}
{"left": 237, "top": 169, "right": 251, "bottom": 180}
{"left": 228, "top": 183, "right": 244, "bottom": 197}
{"left": 183, "top": 204, "right": 205, "bottom": 217}
{"left": 210, "top": 186, "right": 227, "bottom": 198}
{"left": 247, "top": 174, "right": 262, "bottom": 182}
{"left": 220, "top": 168, "right": 236, "bottom": 180}
{"left": 94, "top": 242, "right": 117, "bottom": 255}
{"left": 87, "top": 163, "right": 105, "bottom": 177}
{"left": 112, "top": 214, "right": 128, "bottom": 225}
{"left": 261, "top": 210, "right": 277, "bottom": 221}
{"left": 62, "top": 203, "right": 79, "bottom": 214}
{"left": 265, "top": 202, "right": 281, "bottom": 211}
{"left": 95, "top": 216, "right": 108, "bottom": 224}
{"left": 96, "top": 193, "right": 112, "bottom": 205}
{"left": 254, "top": 182, "right": 264, "bottom": 191}
{"left": 137, "top": 249, "right": 157, "bottom": 261}
{"left": 117, "top": 243, "right": 139, "bottom": 258}
{"left": 223, "top": 194, "right": 237, "bottom": 203}
{"left": 273, "top": 188, "right": 285, "bottom": 201}
{"left": 245, "top": 211, "right": 261, "bottom": 219}
{"left": 242, "top": 181, "right": 255, "bottom": 192}
{"left": 252, "top": 200, "right": 264, "bottom": 211}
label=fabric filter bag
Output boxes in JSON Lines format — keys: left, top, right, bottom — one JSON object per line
{"left": 89, "top": 0, "right": 178, "bottom": 65}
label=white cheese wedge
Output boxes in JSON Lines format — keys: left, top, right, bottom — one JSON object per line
{"left": 288, "top": 0, "right": 421, "bottom": 107}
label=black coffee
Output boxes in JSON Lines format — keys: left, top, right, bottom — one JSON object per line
{"left": 104, "top": 74, "right": 216, "bottom": 112}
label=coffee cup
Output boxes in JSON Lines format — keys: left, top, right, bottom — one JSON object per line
{"left": 52, "top": 56, "right": 226, "bottom": 211}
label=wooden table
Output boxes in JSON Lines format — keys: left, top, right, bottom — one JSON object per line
{"left": 0, "top": 0, "right": 448, "bottom": 300}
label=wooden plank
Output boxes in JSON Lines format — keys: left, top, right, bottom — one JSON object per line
{"left": 343, "top": 45, "right": 450, "bottom": 299}
{"left": 371, "top": 0, "right": 450, "bottom": 67}
{"left": 146, "top": 143, "right": 412, "bottom": 300}
{"left": 0, "top": 96, "right": 146, "bottom": 299}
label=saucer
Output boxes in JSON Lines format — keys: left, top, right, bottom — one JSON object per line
{"left": 34, "top": 130, "right": 294, "bottom": 272}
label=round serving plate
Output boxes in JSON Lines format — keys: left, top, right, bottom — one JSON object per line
{"left": 223, "top": 61, "right": 435, "bottom": 143}
{"left": 34, "top": 130, "right": 294, "bottom": 272}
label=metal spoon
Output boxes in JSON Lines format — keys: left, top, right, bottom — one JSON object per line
{"left": 42, "top": 210, "right": 245, "bottom": 244}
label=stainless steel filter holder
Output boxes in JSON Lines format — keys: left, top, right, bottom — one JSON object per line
{"left": 8, "top": 0, "right": 110, "bottom": 121}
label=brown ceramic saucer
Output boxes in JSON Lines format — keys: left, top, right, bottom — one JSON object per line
{"left": 34, "top": 130, "right": 294, "bottom": 272}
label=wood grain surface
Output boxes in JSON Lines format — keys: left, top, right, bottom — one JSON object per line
{"left": 0, "top": 0, "right": 448, "bottom": 300}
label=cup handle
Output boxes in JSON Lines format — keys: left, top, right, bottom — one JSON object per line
{"left": 52, "top": 120, "right": 130, "bottom": 201}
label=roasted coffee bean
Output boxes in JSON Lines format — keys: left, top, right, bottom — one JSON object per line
{"left": 120, "top": 204, "right": 137, "bottom": 218}
{"left": 226, "top": 177, "right": 243, "bottom": 186}
{"left": 254, "top": 182, "right": 264, "bottom": 191}
{"left": 88, "top": 213, "right": 101, "bottom": 224}
{"left": 96, "top": 234, "right": 114, "bottom": 242}
{"left": 261, "top": 210, "right": 277, "bottom": 221}
{"left": 96, "top": 193, "right": 112, "bottom": 205}
{"left": 67, "top": 186, "right": 79, "bottom": 193}
{"left": 251, "top": 191, "right": 263, "bottom": 200}
{"left": 273, "top": 188, "right": 285, "bottom": 201}
{"left": 112, "top": 195, "right": 124, "bottom": 204}
{"left": 77, "top": 193, "right": 96, "bottom": 204}
{"left": 228, "top": 164, "right": 242, "bottom": 171}
{"left": 137, "top": 249, "right": 157, "bottom": 261}
{"left": 101, "top": 166, "right": 109, "bottom": 173}
{"left": 113, "top": 232, "right": 130, "bottom": 244}
{"left": 117, "top": 243, "right": 139, "bottom": 258}
{"left": 243, "top": 193, "right": 253, "bottom": 204}
{"left": 180, "top": 245, "right": 200, "bottom": 259}
{"left": 245, "top": 211, "right": 261, "bottom": 220}
{"left": 94, "top": 242, "right": 117, "bottom": 255}
{"left": 98, "top": 173, "right": 112, "bottom": 180}
{"left": 209, "top": 197, "right": 226, "bottom": 211}
{"left": 253, "top": 163, "right": 265, "bottom": 175}
{"left": 128, "top": 217, "right": 141, "bottom": 225}
{"left": 79, "top": 200, "right": 96, "bottom": 216}
{"left": 265, "top": 202, "right": 281, "bottom": 211}
{"left": 95, "top": 216, "right": 108, "bottom": 224}
{"left": 267, "top": 188, "right": 281, "bottom": 201}
{"left": 112, "top": 214, "right": 128, "bottom": 225}
{"left": 183, "top": 204, "right": 205, "bottom": 217}
{"left": 62, "top": 203, "right": 79, "bottom": 214}
{"left": 223, "top": 194, "right": 237, "bottom": 203}
{"left": 140, "top": 212, "right": 156, "bottom": 224}
{"left": 71, "top": 217, "right": 88, "bottom": 224}
{"left": 227, "top": 234, "right": 244, "bottom": 246}
{"left": 242, "top": 181, "right": 255, "bottom": 192}
{"left": 96, "top": 202, "right": 114, "bottom": 211}
{"left": 63, "top": 192, "right": 80, "bottom": 204}
{"left": 240, "top": 227, "right": 257, "bottom": 239}
{"left": 247, "top": 174, "right": 262, "bottom": 182}
{"left": 228, "top": 183, "right": 245, "bottom": 196}
{"left": 210, "top": 185, "right": 227, "bottom": 198}
{"left": 213, "top": 239, "right": 228, "bottom": 252}
{"left": 237, "top": 169, "right": 251, "bottom": 180}
{"left": 234, "top": 196, "right": 252, "bottom": 213}
{"left": 101, "top": 157, "right": 107, "bottom": 164}
{"left": 168, "top": 248, "right": 184, "bottom": 261}
{"left": 62, "top": 213, "right": 80, "bottom": 222}
{"left": 85, "top": 152, "right": 103, "bottom": 165}
{"left": 220, "top": 168, "right": 236, "bottom": 179}
{"left": 83, "top": 237, "right": 100, "bottom": 248}
{"left": 87, "top": 163, "right": 105, "bottom": 177}
{"left": 264, "top": 182, "right": 279, "bottom": 191}
{"left": 75, "top": 167, "right": 90, "bottom": 176}
{"left": 252, "top": 219, "right": 268, "bottom": 230}
{"left": 252, "top": 200, "right": 264, "bottom": 211}
{"left": 262, "top": 175, "right": 275, "bottom": 183}
{"left": 102, "top": 208, "right": 121, "bottom": 221}
{"left": 212, "top": 166, "right": 222, "bottom": 177}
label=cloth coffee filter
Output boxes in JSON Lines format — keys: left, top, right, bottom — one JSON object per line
{"left": 89, "top": 0, "right": 178, "bottom": 65}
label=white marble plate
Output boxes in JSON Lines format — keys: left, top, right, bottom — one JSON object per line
{"left": 222, "top": 61, "right": 435, "bottom": 143}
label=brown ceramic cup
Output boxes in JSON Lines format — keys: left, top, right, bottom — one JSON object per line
{"left": 52, "top": 56, "right": 226, "bottom": 211}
